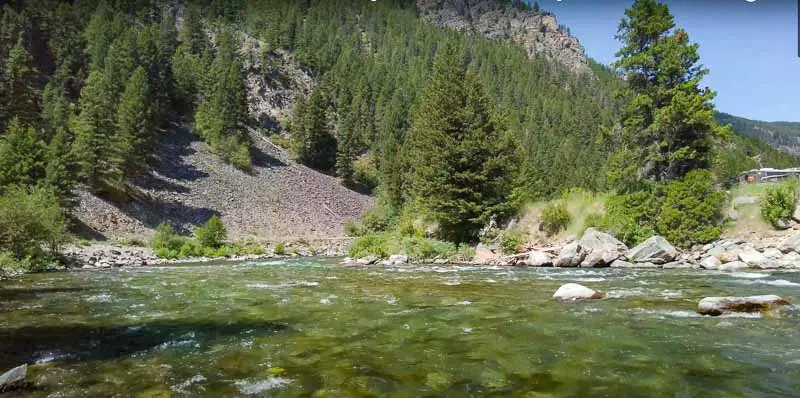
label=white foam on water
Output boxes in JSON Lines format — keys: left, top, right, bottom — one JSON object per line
{"left": 732, "top": 278, "right": 800, "bottom": 287}
{"left": 235, "top": 377, "right": 292, "bottom": 395}
{"left": 85, "top": 293, "right": 112, "bottom": 303}
{"left": 485, "top": 279, "right": 497, "bottom": 283}
{"left": 730, "top": 272, "right": 770, "bottom": 279}
{"left": 171, "top": 375, "right": 207, "bottom": 393}
{"left": 442, "top": 281, "right": 461, "bottom": 286}
{"left": 34, "top": 351, "right": 74, "bottom": 364}
{"left": 246, "top": 281, "right": 320, "bottom": 289}
{"left": 462, "top": 327, "right": 473, "bottom": 334}
{"left": 607, "top": 288, "right": 645, "bottom": 298}
{"left": 456, "top": 300, "right": 472, "bottom": 305}
{"left": 720, "top": 312, "right": 763, "bottom": 319}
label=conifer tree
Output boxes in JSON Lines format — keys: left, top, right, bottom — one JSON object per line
{"left": 72, "top": 69, "right": 116, "bottom": 187}
{"left": 0, "top": 118, "right": 45, "bottom": 188}
{"left": 43, "top": 127, "right": 77, "bottom": 209}
{"left": 291, "top": 86, "right": 337, "bottom": 171}
{"left": 405, "top": 43, "right": 521, "bottom": 242}
{"left": 116, "top": 66, "right": 153, "bottom": 179}
{"left": 0, "top": 35, "right": 39, "bottom": 129}
{"left": 610, "top": 0, "right": 721, "bottom": 188}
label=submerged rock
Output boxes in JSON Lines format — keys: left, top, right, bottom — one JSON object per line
{"left": 698, "top": 295, "right": 790, "bottom": 316}
{"left": 554, "top": 242, "right": 585, "bottom": 268}
{"left": 552, "top": 283, "right": 605, "bottom": 301}
{"left": 523, "top": 251, "right": 553, "bottom": 267}
{"left": 578, "top": 228, "right": 627, "bottom": 268}
{"left": 0, "top": 364, "right": 26, "bottom": 393}
{"left": 626, "top": 236, "right": 678, "bottom": 264}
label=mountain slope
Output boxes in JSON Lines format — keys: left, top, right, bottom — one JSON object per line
{"left": 416, "top": 0, "right": 589, "bottom": 73}
{"left": 717, "top": 112, "right": 800, "bottom": 156}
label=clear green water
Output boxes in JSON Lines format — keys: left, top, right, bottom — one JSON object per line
{"left": 2, "top": 258, "right": 800, "bottom": 397}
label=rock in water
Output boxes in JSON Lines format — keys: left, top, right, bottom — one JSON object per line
{"left": 626, "top": 236, "right": 678, "bottom": 264}
{"left": 0, "top": 364, "right": 26, "bottom": 393}
{"left": 778, "top": 232, "right": 800, "bottom": 253}
{"left": 578, "top": 228, "right": 627, "bottom": 268}
{"left": 554, "top": 242, "right": 585, "bottom": 268}
{"left": 553, "top": 283, "right": 605, "bottom": 302}
{"left": 524, "top": 251, "right": 553, "bottom": 267}
{"left": 356, "top": 255, "right": 378, "bottom": 265}
{"left": 698, "top": 295, "right": 790, "bottom": 316}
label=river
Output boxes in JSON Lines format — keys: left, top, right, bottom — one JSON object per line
{"left": 1, "top": 258, "right": 799, "bottom": 397}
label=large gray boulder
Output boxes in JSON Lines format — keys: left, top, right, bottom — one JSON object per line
{"left": 625, "top": 236, "right": 678, "bottom": 264}
{"left": 717, "top": 261, "right": 749, "bottom": 272}
{"left": 777, "top": 233, "right": 800, "bottom": 254}
{"left": 699, "top": 256, "right": 722, "bottom": 270}
{"left": 524, "top": 251, "right": 553, "bottom": 267}
{"left": 0, "top": 364, "right": 26, "bottom": 393}
{"left": 738, "top": 249, "right": 767, "bottom": 268}
{"left": 698, "top": 295, "right": 790, "bottom": 316}
{"left": 554, "top": 242, "right": 585, "bottom": 268}
{"left": 553, "top": 283, "right": 605, "bottom": 302}
{"left": 577, "top": 228, "right": 627, "bottom": 268}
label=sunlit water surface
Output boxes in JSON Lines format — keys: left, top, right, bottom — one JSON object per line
{"left": 2, "top": 258, "right": 800, "bottom": 397}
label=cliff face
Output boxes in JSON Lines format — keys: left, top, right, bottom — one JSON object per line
{"left": 416, "top": 0, "right": 589, "bottom": 74}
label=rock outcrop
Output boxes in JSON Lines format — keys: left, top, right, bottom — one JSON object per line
{"left": 416, "top": 0, "right": 589, "bottom": 74}
{"left": 697, "top": 295, "right": 790, "bottom": 316}
{"left": 553, "top": 283, "right": 605, "bottom": 302}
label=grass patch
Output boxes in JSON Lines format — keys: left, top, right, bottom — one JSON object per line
{"left": 151, "top": 222, "right": 264, "bottom": 259}
{"left": 518, "top": 189, "right": 611, "bottom": 242}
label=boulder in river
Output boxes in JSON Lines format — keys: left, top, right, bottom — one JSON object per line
{"left": 609, "top": 259, "right": 634, "bottom": 268}
{"left": 523, "top": 251, "right": 553, "bottom": 267}
{"left": 698, "top": 295, "right": 790, "bottom": 316}
{"left": 717, "top": 261, "right": 748, "bottom": 272}
{"left": 762, "top": 248, "right": 783, "bottom": 260}
{"left": 381, "top": 254, "right": 408, "bottom": 266}
{"left": 699, "top": 256, "right": 721, "bottom": 270}
{"left": 738, "top": 249, "right": 767, "bottom": 267}
{"left": 0, "top": 364, "right": 27, "bottom": 393}
{"left": 552, "top": 283, "right": 605, "bottom": 302}
{"left": 626, "top": 236, "right": 678, "bottom": 264}
{"left": 356, "top": 255, "right": 378, "bottom": 265}
{"left": 778, "top": 232, "right": 800, "bottom": 254}
{"left": 554, "top": 242, "right": 585, "bottom": 268}
{"left": 578, "top": 228, "right": 627, "bottom": 268}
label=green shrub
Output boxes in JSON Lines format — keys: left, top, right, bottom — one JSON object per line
{"left": 657, "top": 169, "right": 725, "bottom": 247}
{"left": 348, "top": 234, "right": 389, "bottom": 258}
{"left": 273, "top": 242, "right": 285, "bottom": 255}
{"left": 399, "top": 235, "right": 456, "bottom": 260}
{"left": 0, "top": 186, "right": 66, "bottom": 261}
{"left": 540, "top": 201, "right": 571, "bottom": 236}
{"left": 761, "top": 181, "right": 798, "bottom": 228}
{"left": 121, "top": 238, "right": 146, "bottom": 247}
{"left": 353, "top": 156, "right": 380, "bottom": 190}
{"left": 452, "top": 243, "right": 476, "bottom": 262}
{"left": 0, "top": 251, "right": 32, "bottom": 279}
{"left": 151, "top": 224, "right": 186, "bottom": 252}
{"left": 603, "top": 190, "right": 659, "bottom": 246}
{"left": 499, "top": 229, "right": 525, "bottom": 254}
{"left": 195, "top": 216, "right": 227, "bottom": 248}
{"left": 344, "top": 220, "right": 364, "bottom": 236}
{"left": 583, "top": 212, "right": 606, "bottom": 231}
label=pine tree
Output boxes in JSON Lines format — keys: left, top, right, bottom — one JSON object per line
{"left": 43, "top": 127, "right": 77, "bottom": 209}
{"left": 0, "top": 35, "right": 39, "bottom": 129}
{"left": 291, "top": 86, "right": 337, "bottom": 171}
{"left": 72, "top": 69, "right": 116, "bottom": 187}
{"left": 116, "top": 66, "right": 153, "bottom": 179}
{"left": 0, "top": 118, "right": 45, "bottom": 188}
{"left": 610, "top": 0, "right": 720, "bottom": 188}
{"left": 405, "top": 43, "right": 521, "bottom": 242}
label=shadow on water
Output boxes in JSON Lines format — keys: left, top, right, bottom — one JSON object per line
{"left": 0, "top": 287, "right": 87, "bottom": 301}
{"left": 0, "top": 319, "right": 291, "bottom": 370}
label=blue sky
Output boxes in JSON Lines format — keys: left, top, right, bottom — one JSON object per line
{"left": 539, "top": 0, "right": 799, "bottom": 122}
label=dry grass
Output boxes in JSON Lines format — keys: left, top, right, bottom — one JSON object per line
{"left": 516, "top": 189, "right": 611, "bottom": 245}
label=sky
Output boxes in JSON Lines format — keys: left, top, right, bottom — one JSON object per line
{"left": 539, "top": 0, "right": 799, "bottom": 122}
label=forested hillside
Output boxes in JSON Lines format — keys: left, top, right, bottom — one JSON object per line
{"left": 717, "top": 112, "right": 800, "bottom": 157}
{"left": 0, "top": 0, "right": 796, "bottom": 267}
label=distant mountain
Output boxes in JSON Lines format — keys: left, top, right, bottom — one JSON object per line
{"left": 717, "top": 112, "right": 800, "bottom": 156}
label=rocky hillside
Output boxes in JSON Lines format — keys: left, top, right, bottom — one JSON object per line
{"left": 71, "top": 43, "right": 371, "bottom": 242}
{"left": 717, "top": 112, "right": 800, "bottom": 157}
{"left": 416, "top": 0, "right": 589, "bottom": 73}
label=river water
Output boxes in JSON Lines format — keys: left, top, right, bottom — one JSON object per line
{"left": 1, "top": 258, "right": 800, "bottom": 397}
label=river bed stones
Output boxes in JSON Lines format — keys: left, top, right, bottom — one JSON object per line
{"left": 697, "top": 295, "right": 790, "bottom": 316}
{"left": 523, "top": 251, "right": 553, "bottom": 267}
{"left": 553, "top": 283, "right": 605, "bottom": 302}
{"left": 738, "top": 249, "right": 767, "bottom": 268}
